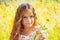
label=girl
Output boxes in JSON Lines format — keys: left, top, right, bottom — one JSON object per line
{"left": 10, "top": 3, "right": 46, "bottom": 40}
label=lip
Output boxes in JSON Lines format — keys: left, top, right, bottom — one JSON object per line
{"left": 25, "top": 23, "right": 32, "bottom": 27}
{"left": 26, "top": 23, "right": 32, "bottom": 25}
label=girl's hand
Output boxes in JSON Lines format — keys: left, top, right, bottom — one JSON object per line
{"left": 41, "top": 30, "right": 48, "bottom": 40}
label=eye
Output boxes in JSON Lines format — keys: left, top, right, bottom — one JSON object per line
{"left": 30, "top": 16, "right": 34, "bottom": 18}
{"left": 23, "top": 16, "right": 27, "bottom": 19}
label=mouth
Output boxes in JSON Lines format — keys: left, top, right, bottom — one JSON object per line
{"left": 26, "top": 23, "right": 32, "bottom": 27}
{"left": 27, "top": 23, "right": 32, "bottom": 25}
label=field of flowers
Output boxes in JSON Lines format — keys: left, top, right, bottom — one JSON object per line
{"left": 0, "top": 0, "right": 60, "bottom": 40}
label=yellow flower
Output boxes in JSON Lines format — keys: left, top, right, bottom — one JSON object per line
{"left": 41, "top": 9, "right": 56, "bottom": 30}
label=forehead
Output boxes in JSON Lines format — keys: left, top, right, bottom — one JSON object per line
{"left": 22, "top": 9, "right": 34, "bottom": 16}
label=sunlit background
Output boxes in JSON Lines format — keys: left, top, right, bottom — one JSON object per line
{"left": 0, "top": 0, "right": 60, "bottom": 40}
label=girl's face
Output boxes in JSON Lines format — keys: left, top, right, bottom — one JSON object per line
{"left": 21, "top": 9, "right": 34, "bottom": 28}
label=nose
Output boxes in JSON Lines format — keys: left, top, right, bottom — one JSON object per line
{"left": 28, "top": 18, "right": 31, "bottom": 22}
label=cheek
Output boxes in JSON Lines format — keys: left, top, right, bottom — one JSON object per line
{"left": 22, "top": 19, "right": 26, "bottom": 24}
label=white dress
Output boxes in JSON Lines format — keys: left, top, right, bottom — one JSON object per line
{"left": 19, "top": 26, "right": 48, "bottom": 40}
{"left": 19, "top": 30, "right": 40, "bottom": 40}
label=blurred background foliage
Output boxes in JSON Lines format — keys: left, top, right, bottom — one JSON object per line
{"left": 0, "top": 0, "right": 60, "bottom": 40}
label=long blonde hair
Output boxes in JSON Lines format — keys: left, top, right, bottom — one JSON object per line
{"left": 10, "top": 3, "right": 37, "bottom": 40}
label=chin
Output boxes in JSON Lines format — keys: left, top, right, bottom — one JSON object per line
{"left": 28, "top": 24, "right": 33, "bottom": 27}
